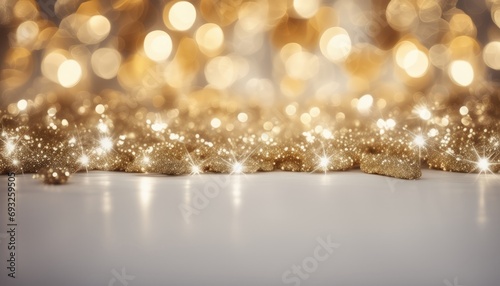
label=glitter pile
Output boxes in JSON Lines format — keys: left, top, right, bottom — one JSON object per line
{"left": 1, "top": 0, "right": 500, "bottom": 183}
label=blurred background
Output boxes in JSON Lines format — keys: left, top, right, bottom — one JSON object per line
{"left": 1, "top": 0, "right": 499, "bottom": 112}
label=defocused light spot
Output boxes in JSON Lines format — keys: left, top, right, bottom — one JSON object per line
{"left": 417, "top": 107, "right": 431, "bottom": 120}
{"left": 309, "top": 107, "right": 320, "bottom": 117}
{"left": 78, "top": 15, "right": 111, "bottom": 44}
{"left": 483, "top": 42, "right": 500, "bottom": 70}
{"left": 386, "top": 0, "right": 417, "bottom": 31}
{"left": 322, "top": 129, "right": 333, "bottom": 139}
{"left": 17, "top": 99, "right": 28, "bottom": 111}
{"left": 386, "top": 119, "right": 396, "bottom": 129}
{"left": 16, "top": 21, "right": 39, "bottom": 46}
{"left": 98, "top": 122, "right": 109, "bottom": 133}
{"left": 395, "top": 41, "right": 429, "bottom": 77}
{"left": 237, "top": 112, "right": 248, "bottom": 123}
{"left": 449, "top": 60, "right": 474, "bottom": 87}
{"left": 429, "top": 44, "right": 451, "bottom": 69}
{"left": 449, "top": 13, "right": 475, "bottom": 36}
{"left": 263, "top": 121, "right": 273, "bottom": 130}
{"left": 418, "top": 0, "right": 442, "bottom": 23}
{"left": 168, "top": 1, "right": 196, "bottom": 31}
{"left": 459, "top": 106, "right": 469, "bottom": 116}
{"left": 95, "top": 104, "right": 105, "bottom": 114}
{"left": 57, "top": 60, "right": 82, "bottom": 88}
{"left": 285, "top": 104, "right": 297, "bottom": 116}
{"left": 493, "top": 7, "right": 500, "bottom": 28}
{"left": 357, "top": 94, "right": 373, "bottom": 113}
{"left": 293, "top": 0, "right": 320, "bottom": 19}
{"left": 205, "top": 56, "right": 237, "bottom": 89}
{"left": 403, "top": 49, "right": 429, "bottom": 78}
{"left": 144, "top": 30, "right": 173, "bottom": 62}
{"left": 396, "top": 41, "right": 416, "bottom": 67}
{"left": 300, "top": 113, "right": 312, "bottom": 124}
{"left": 245, "top": 78, "right": 275, "bottom": 105}
{"left": 320, "top": 27, "right": 352, "bottom": 63}
{"left": 42, "top": 51, "right": 67, "bottom": 83}
{"left": 237, "top": 1, "right": 267, "bottom": 32}
{"left": 196, "top": 23, "right": 224, "bottom": 56}
{"left": 91, "top": 48, "right": 122, "bottom": 79}
{"left": 285, "top": 51, "right": 319, "bottom": 80}
{"left": 280, "top": 43, "right": 303, "bottom": 63}
{"left": 47, "top": 107, "right": 57, "bottom": 117}
{"left": 211, "top": 118, "right": 221, "bottom": 128}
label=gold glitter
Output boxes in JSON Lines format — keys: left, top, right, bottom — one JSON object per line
{"left": 0, "top": 0, "right": 499, "bottom": 183}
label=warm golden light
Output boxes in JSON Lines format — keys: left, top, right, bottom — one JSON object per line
{"left": 91, "top": 48, "right": 122, "bottom": 79}
{"left": 357, "top": 94, "right": 373, "bottom": 114}
{"left": 237, "top": 113, "right": 248, "bottom": 123}
{"left": 42, "top": 51, "right": 67, "bottom": 83}
{"left": 232, "top": 162, "right": 244, "bottom": 174}
{"left": 79, "top": 155, "right": 89, "bottom": 166}
{"left": 403, "top": 50, "right": 429, "bottom": 78}
{"left": 449, "top": 60, "right": 474, "bottom": 87}
{"left": 320, "top": 27, "right": 352, "bottom": 63}
{"left": 1, "top": 0, "right": 499, "bottom": 182}
{"left": 57, "top": 60, "right": 82, "bottom": 88}
{"left": 168, "top": 1, "right": 196, "bottom": 31}
{"left": 205, "top": 56, "right": 237, "bottom": 89}
{"left": 195, "top": 23, "right": 224, "bottom": 56}
{"left": 483, "top": 42, "right": 500, "bottom": 70}
{"left": 285, "top": 51, "right": 319, "bottom": 80}
{"left": 459, "top": 106, "right": 469, "bottom": 116}
{"left": 493, "top": 7, "right": 500, "bottom": 28}
{"left": 386, "top": 0, "right": 417, "bottom": 31}
{"left": 395, "top": 41, "right": 429, "bottom": 77}
{"left": 78, "top": 15, "right": 111, "bottom": 44}
{"left": 144, "top": 30, "right": 173, "bottom": 62}
{"left": 413, "top": 135, "right": 425, "bottom": 147}
{"left": 417, "top": 107, "right": 432, "bottom": 121}
{"left": 237, "top": 1, "right": 267, "bottom": 32}
{"left": 292, "top": 0, "right": 320, "bottom": 19}
{"left": 17, "top": 99, "right": 28, "bottom": 111}
{"left": 211, "top": 118, "right": 221, "bottom": 128}
{"left": 478, "top": 158, "right": 490, "bottom": 172}
{"left": 100, "top": 137, "right": 113, "bottom": 152}
{"left": 16, "top": 20, "right": 38, "bottom": 46}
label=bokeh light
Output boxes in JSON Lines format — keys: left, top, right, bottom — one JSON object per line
{"left": 449, "top": 60, "right": 474, "bottom": 87}
{"left": 483, "top": 42, "right": 500, "bottom": 70}
{"left": 77, "top": 15, "right": 111, "bottom": 44}
{"left": 320, "top": 27, "right": 352, "bottom": 63}
{"left": 196, "top": 23, "right": 224, "bottom": 56}
{"left": 144, "top": 30, "right": 173, "bottom": 62}
{"left": 167, "top": 1, "right": 197, "bottom": 31}
{"left": 57, "top": 60, "right": 82, "bottom": 88}
{"left": 292, "top": 0, "right": 320, "bottom": 19}
{"left": 91, "top": 48, "right": 122, "bottom": 79}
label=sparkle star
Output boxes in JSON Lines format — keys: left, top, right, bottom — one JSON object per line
{"left": 191, "top": 165, "right": 201, "bottom": 175}
{"left": 477, "top": 158, "right": 490, "bottom": 172}
{"left": 100, "top": 137, "right": 113, "bottom": 152}
{"left": 232, "top": 162, "right": 243, "bottom": 174}
{"left": 413, "top": 135, "right": 426, "bottom": 147}
{"left": 319, "top": 156, "right": 330, "bottom": 170}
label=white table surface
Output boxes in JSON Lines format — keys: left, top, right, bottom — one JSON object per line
{"left": 1, "top": 170, "right": 499, "bottom": 286}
